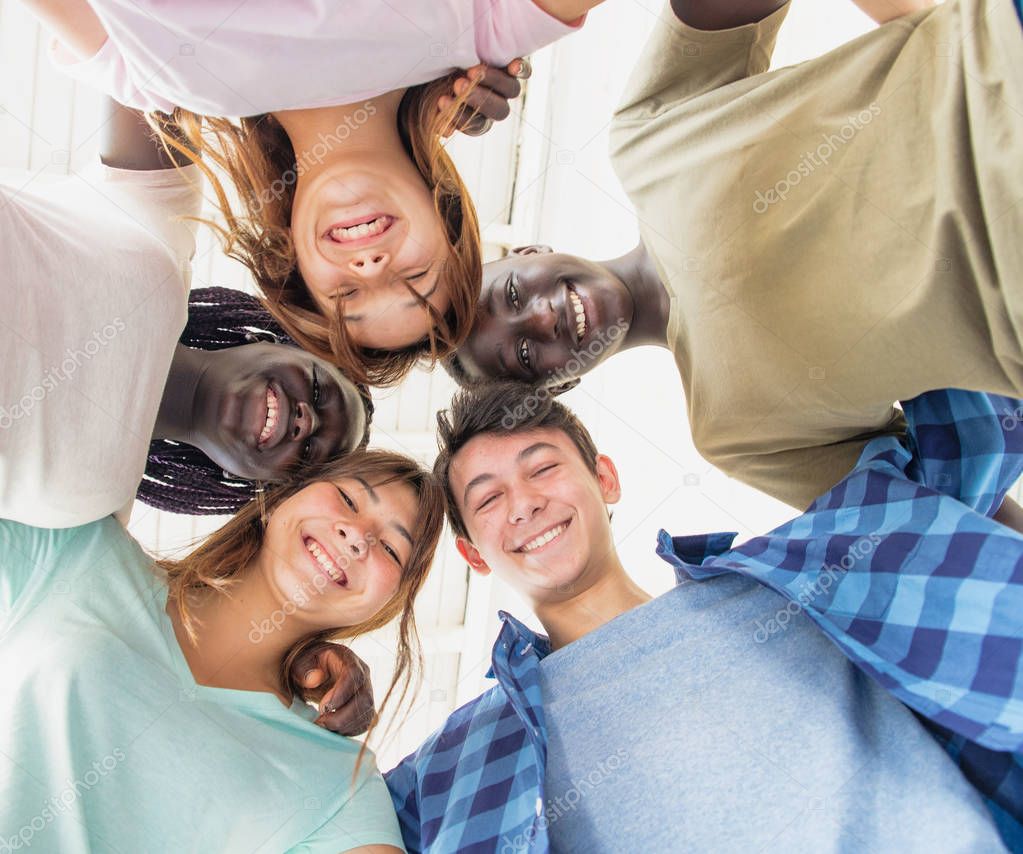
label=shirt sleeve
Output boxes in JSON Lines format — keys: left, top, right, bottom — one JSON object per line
{"left": 384, "top": 755, "right": 423, "bottom": 853}
{"left": 473, "top": 0, "right": 585, "bottom": 67}
{"left": 613, "top": 1, "right": 790, "bottom": 123}
{"left": 901, "top": 389, "right": 1023, "bottom": 517}
{"left": 288, "top": 767, "right": 406, "bottom": 853}
{"left": 716, "top": 420, "right": 906, "bottom": 511}
{"left": 0, "top": 521, "right": 69, "bottom": 618}
{"left": 88, "top": 163, "right": 202, "bottom": 283}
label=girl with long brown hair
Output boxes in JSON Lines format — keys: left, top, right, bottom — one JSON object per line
{"left": 0, "top": 449, "right": 445, "bottom": 852}
{"left": 24, "top": 0, "right": 605, "bottom": 385}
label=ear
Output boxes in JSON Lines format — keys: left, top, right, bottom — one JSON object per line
{"left": 244, "top": 330, "right": 281, "bottom": 345}
{"left": 511, "top": 245, "right": 554, "bottom": 257}
{"left": 594, "top": 454, "right": 622, "bottom": 506}
{"left": 456, "top": 537, "right": 491, "bottom": 576}
{"left": 546, "top": 377, "right": 580, "bottom": 396}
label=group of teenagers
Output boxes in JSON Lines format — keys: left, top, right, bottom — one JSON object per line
{"left": 2, "top": 0, "right": 1023, "bottom": 850}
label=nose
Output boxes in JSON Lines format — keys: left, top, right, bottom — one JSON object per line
{"left": 515, "top": 298, "right": 558, "bottom": 343}
{"left": 290, "top": 401, "right": 320, "bottom": 443}
{"left": 336, "top": 519, "right": 369, "bottom": 559}
{"left": 348, "top": 251, "right": 390, "bottom": 279}
{"left": 508, "top": 485, "right": 546, "bottom": 526}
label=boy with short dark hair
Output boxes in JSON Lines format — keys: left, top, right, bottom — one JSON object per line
{"left": 385, "top": 381, "right": 1023, "bottom": 852}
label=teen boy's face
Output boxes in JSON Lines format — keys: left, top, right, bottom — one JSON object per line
{"left": 450, "top": 427, "right": 621, "bottom": 604}
{"left": 455, "top": 247, "right": 634, "bottom": 385}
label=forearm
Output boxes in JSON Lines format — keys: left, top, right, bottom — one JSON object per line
{"left": 994, "top": 496, "right": 1023, "bottom": 535}
{"left": 18, "top": 0, "right": 106, "bottom": 62}
{"left": 530, "top": 0, "right": 603, "bottom": 24}
{"left": 669, "top": 0, "right": 788, "bottom": 30}
{"left": 98, "top": 97, "right": 193, "bottom": 171}
{"left": 849, "top": 0, "right": 935, "bottom": 24}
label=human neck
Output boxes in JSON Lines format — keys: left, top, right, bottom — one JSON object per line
{"left": 166, "top": 564, "right": 312, "bottom": 705}
{"left": 271, "top": 89, "right": 407, "bottom": 164}
{"left": 153, "top": 344, "right": 207, "bottom": 444}
{"left": 535, "top": 558, "right": 651, "bottom": 651}
{"left": 601, "top": 243, "right": 670, "bottom": 351}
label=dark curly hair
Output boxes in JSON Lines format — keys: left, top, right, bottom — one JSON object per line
{"left": 137, "top": 287, "right": 374, "bottom": 516}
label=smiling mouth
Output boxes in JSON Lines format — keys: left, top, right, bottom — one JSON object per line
{"left": 517, "top": 519, "right": 571, "bottom": 553}
{"left": 304, "top": 536, "right": 349, "bottom": 588}
{"left": 567, "top": 287, "right": 587, "bottom": 343}
{"left": 257, "top": 386, "right": 279, "bottom": 447}
{"left": 326, "top": 214, "right": 395, "bottom": 245}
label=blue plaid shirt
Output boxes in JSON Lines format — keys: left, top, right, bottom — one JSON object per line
{"left": 386, "top": 390, "right": 1023, "bottom": 853}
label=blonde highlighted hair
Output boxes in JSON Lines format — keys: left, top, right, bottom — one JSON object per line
{"left": 157, "top": 450, "right": 445, "bottom": 744}
{"left": 151, "top": 78, "right": 481, "bottom": 386}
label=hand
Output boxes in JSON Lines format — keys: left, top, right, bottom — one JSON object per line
{"left": 290, "top": 642, "right": 376, "bottom": 736}
{"left": 438, "top": 58, "right": 532, "bottom": 138}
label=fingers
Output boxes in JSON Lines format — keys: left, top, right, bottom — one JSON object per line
{"left": 314, "top": 659, "right": 375, "bottom": 737}
{"left": 436, "top": 60, "right": 533, "bottom": 137}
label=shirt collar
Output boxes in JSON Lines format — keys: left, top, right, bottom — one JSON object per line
{"left": 656, "top": 528, "right": 739, "bottom": 583}
{"left": 485, "top": 611, "right": 552, "bottom": 679}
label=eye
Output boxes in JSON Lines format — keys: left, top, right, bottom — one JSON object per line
{"left": 506, "top": 277, "right": 521, "bottom": 311}
{"left": 332, "top": 288, "right": 358, "bottom": 302}
{"left": 517, "top": 339, "right": 532, "bottom": 371}
{"left": 336, "top": 486, "right": 357, "bottom": 511}
{"left": 382, "top": 541, "right": 403, "bottom": 567}
{"left": 310, "top": 366, "right": 321, "bottom": 408}
{"left": 533, "top": 463, "right": 557, "bottom": 476}
{"left": 476, "top": 493, "right": 499, "bottom": 513}
{"left": 301, "top": 440, "right": 313, "bottom": 463}
{"left": 406, "top": 268, "right": 430, "bottom": 282}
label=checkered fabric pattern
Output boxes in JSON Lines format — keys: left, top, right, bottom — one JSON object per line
{"left": 386, "top": 390, "right": 1023, "bottom": 853}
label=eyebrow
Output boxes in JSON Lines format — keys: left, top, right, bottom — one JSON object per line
{"left": 461, "top": 441, "right": 560, "bottom": 506}
{"left": 341, "top": 277, "right": 438, "bottom": 324}
{"left": 355, "top": 476, "right": 414, "bottom": 547}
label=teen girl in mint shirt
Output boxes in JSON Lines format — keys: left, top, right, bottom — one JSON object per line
{"left": 0, "top": 448, "right": 444, "bottom": 853}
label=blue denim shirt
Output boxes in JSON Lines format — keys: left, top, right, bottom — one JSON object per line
{"left": 386, "top": 390, "right": 1023, "bottom": 852}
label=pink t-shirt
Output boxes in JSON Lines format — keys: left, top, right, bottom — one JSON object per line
{"left": 58, "top": 0, "right": 582, "bottom": 116}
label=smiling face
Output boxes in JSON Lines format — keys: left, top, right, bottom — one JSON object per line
{"left": 449, "top": 427, "right": 621, "bottom": 605}
{"left": 257, "top": 474, "right": 419, "bottom": 629}
{"left": 191, "top": 342, "right": 367, "bottom": 482}
{"left": 290, "top": 149, "right": 452, "bottom": 350}
{"left": 455, "top": 247, "right": 634, "bottom": 385}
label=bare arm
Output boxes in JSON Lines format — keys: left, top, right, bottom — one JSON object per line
{"left": 994, "top": 496, "right": 1023, "bottom": 535}
{"left": 18, "top": 0, "right": 106, "bottom": 62}
{"left": 98, "top": 97, "right": 192, "bottom": 171}
{"left": 531, "top": 0, "right": 604, "bottom": 24}
{"left": 669, "top": 0, "right": 789, "bottom": 30}
{"left": 848, "top": 0, "right": 935, "bottom": 24}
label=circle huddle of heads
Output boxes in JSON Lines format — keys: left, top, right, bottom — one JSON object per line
{"left": 137, "top": 287, "right": 374, "bottom": 516}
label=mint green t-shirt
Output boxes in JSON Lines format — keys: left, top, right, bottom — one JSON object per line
{"left": 0, "top": 517, "right": 405, "bottom": 853}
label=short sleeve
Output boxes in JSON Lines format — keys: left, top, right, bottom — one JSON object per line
{"left": 88, "top": 163, "right": 202, "bottom": 282}
{"left": 613, "top": 1, "right": 790, "bottom": 122}
{"left": 0, "top": 521, "right": 70, "bottom": 619}
{"left": 288, "top": 768, "right": 406, "bottom": 854}
{"left": 719, "top": 431, "right": 898, "bottom": 511}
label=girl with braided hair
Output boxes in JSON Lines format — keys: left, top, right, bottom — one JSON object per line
{"left": 141, "top": 287, "right": 375, "bottom": 515}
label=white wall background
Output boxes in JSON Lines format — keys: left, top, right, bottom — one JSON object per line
{"left": 2, "top": 0, "right": 904, "bottom": 768}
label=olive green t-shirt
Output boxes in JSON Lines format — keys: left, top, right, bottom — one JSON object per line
{"left": 610, "top": 0, "right": 1023, "bottom": 508}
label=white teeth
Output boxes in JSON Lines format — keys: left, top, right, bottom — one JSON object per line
{"left": 568, "top": 290, "right": 586, "bottom": 340}
{"left": 521, "top": 524, "right": 567, "bottom": 553}
{"left": 330, "top": 216, "right": 388, "bottom": 242}
{"left": 305, "top": 539, "right": 345, "bottom": 584}
{"left": 258, "top": 387, "right": 278, "bottom": 444}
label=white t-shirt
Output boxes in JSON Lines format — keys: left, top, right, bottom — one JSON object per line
{"left": 56, "top": 0, "right": 582, "bottom": 116}
{"left": 0, "top": 163, "right": 201, "bottom": 528}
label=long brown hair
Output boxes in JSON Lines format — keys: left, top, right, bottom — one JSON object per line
{"left": 157, "top": 450, "right": 445, "bottom": 743}
{"left": 150, "top": 79, "right": 481, "bottom": 386}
